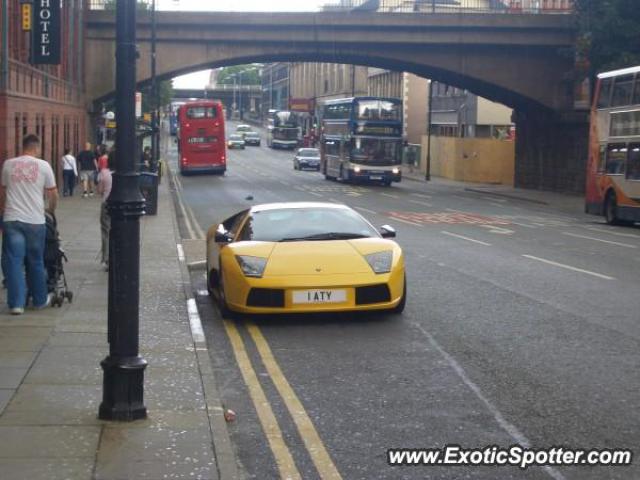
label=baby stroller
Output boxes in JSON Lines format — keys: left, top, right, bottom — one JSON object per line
{"left": 44, "top": 213, "right": 73, "bottom": 306}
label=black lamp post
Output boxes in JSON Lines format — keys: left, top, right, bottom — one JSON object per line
{"left": 425, "top": 79, "right": 433, "bottom": 182}
{"left": 99, "top": 0, "right": 147, "bottom": 422}
{"left": 150, "top": 0, "right": 158, "bottom": 171}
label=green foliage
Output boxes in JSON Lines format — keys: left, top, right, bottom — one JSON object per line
{"left": 574, "top": 0, "right": 640, "bottom": 74}
{"left": 141, "top": 80, "right": 174, "bottom": 112}
{"left": 216, "top": 65, "right": 261, "bottom": 85}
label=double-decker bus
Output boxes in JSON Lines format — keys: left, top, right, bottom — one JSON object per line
{"left": 320, "top": 97, "right": 402, "bottom": 185}
{"left": 267, "top": 110, "right": 300, "bottom": 149}
{"left": 177, "top": 100, "right": 226, "bottom": 175}
{"left": 585, "top": 66, "right": 640, "bottom": 224}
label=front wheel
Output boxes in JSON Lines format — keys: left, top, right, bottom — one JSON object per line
{"left": 217, "top": 266, "right": 237, "bottom": 319}
{"left": 390, "top": 277, "right": 406, "bottom": 315}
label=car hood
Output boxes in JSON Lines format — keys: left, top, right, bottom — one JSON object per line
{"left": 229, "top": 238, "right": 397, "bottom": 276}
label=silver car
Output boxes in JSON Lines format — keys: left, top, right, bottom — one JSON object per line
{"left": 293, "top": 148, "right": 321, "bottom": 171}
{"left": 227, "top": 134, "right": 245, "bottom": 149}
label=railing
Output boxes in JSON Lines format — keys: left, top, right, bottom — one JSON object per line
{"left": 6, "top": 59, "right": 83, "bottom": 104}
{"left": 85, "top": 0, "right": 573, "bottom": 13}
{"left": 206, "top": 84, "right": 262, "bottom": 92}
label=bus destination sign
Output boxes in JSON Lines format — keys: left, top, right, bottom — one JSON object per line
{"left": 356, "top": 125, "right": 401, "bottom": 136}
{"left": 31, "top": 0, "right": 61, "bottom": 65}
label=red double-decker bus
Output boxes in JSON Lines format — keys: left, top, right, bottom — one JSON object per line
{"left": 177, "top": 101, "right": 226, "bottom": 175}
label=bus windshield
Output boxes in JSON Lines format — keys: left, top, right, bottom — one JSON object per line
{"left": 355, "top": 100, "right": 401, "bottom": 121}
{"left": 350, "top": 138, "right": 401, "bottom": 165}
{"left": 186, "top": 106, "right": 217, "bottom": 119}
{"left": 274, "top": 128, "right": 298, "bottom": 140}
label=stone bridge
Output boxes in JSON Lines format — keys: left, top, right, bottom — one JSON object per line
{"left": 85, "top": 10, "right": 587, "bottom": 192}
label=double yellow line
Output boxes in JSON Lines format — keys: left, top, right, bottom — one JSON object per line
{"left": 224, "top": 320, "right": 342, "bottom": 480}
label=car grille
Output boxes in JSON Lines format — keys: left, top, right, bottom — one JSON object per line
{"left": 355, "top": 284, "right": 391, "bottom": 305}
{"left": 247, "top": 288, "right": 285, "bottom": 308}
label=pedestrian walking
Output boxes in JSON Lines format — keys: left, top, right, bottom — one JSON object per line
{"left": 77, "top": 143, "right": 96, "bottom": 197}
{"left": 62, "top": 148, "right": 78, "bottom": 197}
{"left": 0, "top": 134, "right": 57, "bottom": 315}
{"left": 96, "top": 152, "right": 113, "bottom": 272}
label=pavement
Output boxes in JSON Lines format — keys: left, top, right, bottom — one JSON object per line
{"left": 0, "top": 176, "right": 238, "bottom": 479}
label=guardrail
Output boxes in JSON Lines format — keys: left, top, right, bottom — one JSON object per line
{"left": 85, "top": 0, "right": 573, "bottom": 14}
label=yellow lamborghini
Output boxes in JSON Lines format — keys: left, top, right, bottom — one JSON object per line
{"left": 206, "top": 202, "right": 406, "bottom": 316}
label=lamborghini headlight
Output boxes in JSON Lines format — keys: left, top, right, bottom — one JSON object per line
{"left": 235, "top": 256, "right": 267, "bottom": 278}
{"left": 364, "top": 251, "right": 393, "bottom": 274}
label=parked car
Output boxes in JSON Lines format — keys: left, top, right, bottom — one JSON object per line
{"left": 294, "top": 148, "right": 321, "bottom": 171}
{"left": 244, "top": 131, "right": 261, "bottom": 146}
{"left": 205, "top": 202, "right": 406, "bottom": 316}
{"left": 227, "top": 134, "right": 245, "bottom": 149}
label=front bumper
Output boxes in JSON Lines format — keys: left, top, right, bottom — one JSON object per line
{"left": 298, "top": 160, "right": 320, "bottom": 169}
{"left": 348, "top": 169, "right": 401, "bottom": 183}
{"left": 181, "top": 164, "right": 226, "bottom": 173}
{"left": 228, "top": 143, "right": 245, "bottom": 149}
{"left": 224, "top": 270, "right": 405, "bottom": 314}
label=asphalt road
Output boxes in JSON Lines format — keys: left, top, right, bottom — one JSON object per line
{"left": 166, "top": 121, "right": 640, "bottom": 480}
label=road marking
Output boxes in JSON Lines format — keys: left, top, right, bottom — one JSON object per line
{"left": 176, "top": 243, "right": 185, "bottom": 262}
{"left": 561, "top": 231, "right": 637, "bottom": 248}
{"left": 328, "top": 197, "right": 342, "bottom": 204}
{"left": 308, "top": 191, "right": 324, "bottom": 198}
{"left": 186, "top": 298, "right": 205, "bottom": 344}
{"left": 522, "top": 255, "right": 615, "bottom": 280}
{"left": 353, "top": 206, "right": 378, "bottom": 215}
{"left": 223, "top": 320, "right": 302, "bottom": 480}
{"left": 409, "top": 199, "right": 433, "bottom": 208}
{"left": 441, "top": 231, "right": 491, "bottom": 246}
{"left": 389, "top": 217, "right": 422, "bottom": 227}
{"left": 479, "top": 225, "right": 514, "bottom": 235}
{"left": 510, "top": 221, "right": 537, "bottom": 229}
{"left": 410, "top": 193, "right": 432, "bottom": 199}
{"left": 247, "top": 323, "right": 342, "bottom": 480}
{"left": 411, "top": 322, "right": 566, "bottom": 480}
{"left": 490, "top": 202, "right": 506, "bottom": 208}
{"left": 186, "top": 204, "right": 205, "bottom": 240}
{"left": 381, "top": 192, "right": 399, "bottom": 199}
{"left": 582, "top": 226, "right": 640, "bottom": 239}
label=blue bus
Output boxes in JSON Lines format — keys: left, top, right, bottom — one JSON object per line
{"left": 320, "top": 97, "right": 403, "bottom": 185}
{"left": 169, "top": 112, "right": 178, "bottom": 136}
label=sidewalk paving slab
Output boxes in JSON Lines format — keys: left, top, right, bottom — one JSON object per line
{"left": 0, "top": 177, "right": 235, "bottom": 479}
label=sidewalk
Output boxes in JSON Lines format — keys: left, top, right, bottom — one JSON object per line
{"left": 401, "top": 167, "right": 586, "bottom": 214}
{"left": 0, "top": 180, "right": 236, "bottom": 479}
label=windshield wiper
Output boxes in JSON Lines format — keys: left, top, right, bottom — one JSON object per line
{"left": 279, "top": 232, "right": 370, "bottom": 242}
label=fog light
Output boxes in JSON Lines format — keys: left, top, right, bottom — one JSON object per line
{"left": 354, "top": 166, "right": 361, "bottom": 173}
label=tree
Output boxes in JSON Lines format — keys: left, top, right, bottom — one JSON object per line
{"left": 574, "top": 0, "right": 640, "bottom": 74}
{"left": 141, "top": 80, "right": 174, "bottom": 113}
{"left": 216, "top": 65, "right": 261, "bottom": 86}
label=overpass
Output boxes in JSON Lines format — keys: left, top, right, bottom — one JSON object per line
{"left": 85, "top": 9, "right": 587, "bottom": 192}
{"left": 172, "top": 85, "right": 262, "bottom": 117}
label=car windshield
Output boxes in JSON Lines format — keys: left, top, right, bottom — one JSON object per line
{"left": 298, "top": 149, "right": 319, "bottom": 157}
{"left": 229, "top": 135, "right": 243, "bottom": 140}
{"left": 237, "top": 207, "right": 379, "bottom": 242}
{"left": 246, "top": 133, "right": 259, "bottom": 138}
{"left": 350, "top": 138, "right": 402, "bottom": 165}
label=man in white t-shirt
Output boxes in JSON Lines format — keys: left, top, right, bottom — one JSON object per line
{"left": 0, "top": 134, "right": 58, "bottom": 315}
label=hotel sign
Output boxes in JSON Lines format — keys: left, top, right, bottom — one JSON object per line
{"left": 31, "top": 0, "right": 61, "bottom": 65}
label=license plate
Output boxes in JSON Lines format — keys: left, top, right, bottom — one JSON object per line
{"left": 292, "top": 289, "right": 347, "bottom": 304}
{"left": 370, "top": 175, "right": 383, "bottom": 180}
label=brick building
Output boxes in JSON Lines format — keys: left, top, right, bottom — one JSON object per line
{"left": 0, "top": 0, "right": 87, "bottom": 182}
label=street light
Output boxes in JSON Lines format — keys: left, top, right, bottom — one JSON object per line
{"left": 150, "top": 0, "right": 158, "bottom": 171}
{"left": 99, "top": 0, "right": 147, "bottom": 422}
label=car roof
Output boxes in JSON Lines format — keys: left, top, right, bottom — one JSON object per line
{"left": 250, "top": 202, "right": 350, "bottom": 213}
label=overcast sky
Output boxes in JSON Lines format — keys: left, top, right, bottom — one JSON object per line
{"left": 163, "top": 0, "right": 329, "bottom": 88}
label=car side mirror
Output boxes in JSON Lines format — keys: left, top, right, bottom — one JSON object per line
{"left": 380, "top": 225, "right": 396, "bottom": 238}
{"left": 215, "top": 227, "right": 233, "bottom": 243}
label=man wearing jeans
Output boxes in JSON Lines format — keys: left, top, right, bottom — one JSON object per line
{"left": 0, "top": 135, "right": 58, "bottom": 315}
